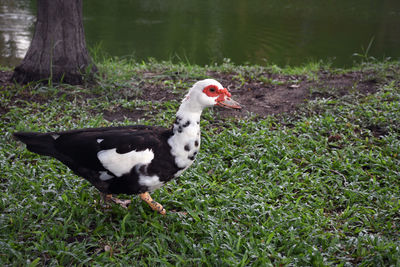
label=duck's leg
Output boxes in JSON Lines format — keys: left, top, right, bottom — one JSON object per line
{"left": 139, "top": 192, "right": 166, "bottom": 215}
{"left": 100, "top": 193, "right": 131, "bottom": 209}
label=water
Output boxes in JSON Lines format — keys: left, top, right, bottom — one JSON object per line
{"left": 1, "top": 0, "right": 400, "bottom": 68}
{"left": 0, "top": 0, "right": 35, "bottom": 67}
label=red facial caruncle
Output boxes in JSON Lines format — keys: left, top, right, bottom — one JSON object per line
{"left": 203, "top": 84, "right": 241, "bottom": 109}
{"left": 203, "top": 85, "right": 231, "bottom": 103}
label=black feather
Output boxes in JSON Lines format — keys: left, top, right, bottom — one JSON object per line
{"left": 13, "top": 132, "right": 57, "bottom": 157}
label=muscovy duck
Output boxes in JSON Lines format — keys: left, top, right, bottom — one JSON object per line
{"left": 14, "top": 79, "right": 241, "bottom": 215}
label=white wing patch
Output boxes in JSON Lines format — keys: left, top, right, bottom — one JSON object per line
{"left": 97, "top": 148, "right": 154, "bottom": 177}
{"left": 138, "top": 174, "right": 164, "bottom": 192}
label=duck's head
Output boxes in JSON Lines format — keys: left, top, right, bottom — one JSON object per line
{"left": 184, "top": 79, "right": 242, "bottom": 110}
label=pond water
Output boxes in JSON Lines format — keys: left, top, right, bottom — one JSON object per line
{"left": 1, "top": 0, "right": 400, "bottom": 68}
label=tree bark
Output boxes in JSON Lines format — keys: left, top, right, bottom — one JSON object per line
{"left": 12, "top": 0, "right": 97, "bottom": 85}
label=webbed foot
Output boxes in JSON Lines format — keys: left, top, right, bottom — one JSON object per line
{"left": 139, "top": 192, "right": 166, "bottom": 215}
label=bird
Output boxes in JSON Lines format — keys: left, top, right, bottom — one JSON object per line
{"left": 14, "top": 79, "right": 241, "bottom": 215}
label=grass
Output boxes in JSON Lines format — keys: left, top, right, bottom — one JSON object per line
{"left": 1, "top": 58, "right": 400, "bottom": 266}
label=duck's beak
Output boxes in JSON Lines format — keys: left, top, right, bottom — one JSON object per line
{"left": 216, "top": 96, "right": 242, "bottom": 109}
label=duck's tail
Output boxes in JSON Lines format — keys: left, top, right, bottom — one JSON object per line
{"left": 13, "top": 132, "right": 57, "bottom": 157}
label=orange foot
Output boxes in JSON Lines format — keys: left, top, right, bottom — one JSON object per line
{"left": 139, "top": 192, "right": 166, "bottom": 215}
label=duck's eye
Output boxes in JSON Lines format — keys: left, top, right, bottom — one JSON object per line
{"left": 203, "top": 85, "right": 220, "bottom": 96}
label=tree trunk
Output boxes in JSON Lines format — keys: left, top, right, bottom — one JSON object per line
{"left": 12, "top": 0, "right": 97, "bottom": 85}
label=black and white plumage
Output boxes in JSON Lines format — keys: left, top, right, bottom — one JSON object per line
{"left": 14, "top": 79, "right": 241, "bottom": 214}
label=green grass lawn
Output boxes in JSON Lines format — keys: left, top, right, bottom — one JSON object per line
{"left": 1, "top": 59, "right": 399, "bottom": 266}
